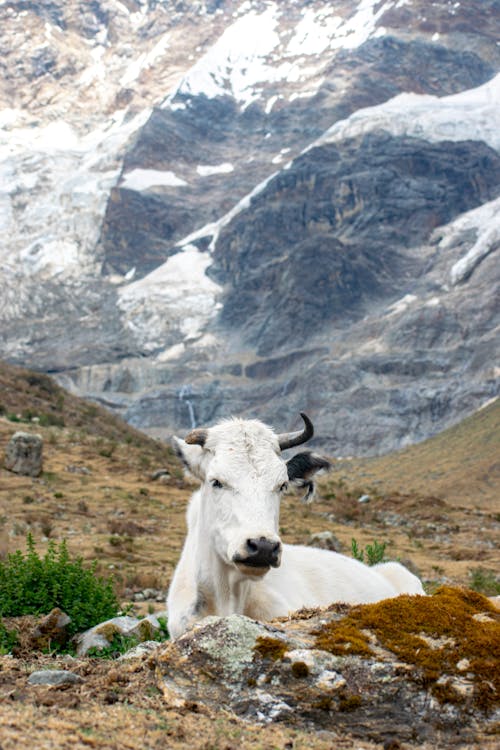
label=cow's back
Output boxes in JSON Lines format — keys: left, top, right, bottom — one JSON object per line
{"left": 247, "top": 544, "right": 404, "bottom": 619}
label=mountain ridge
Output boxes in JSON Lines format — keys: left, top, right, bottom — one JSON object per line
{"left": 1, "top": 0, "right": 499, "bottom": 454}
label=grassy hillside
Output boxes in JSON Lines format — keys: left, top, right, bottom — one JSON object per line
{"left": 1, "top": 359, "right": 498, "bottom": 598}
{"left": 0, "top": 360, "right": 498, "bottom": 749}
{"left": 326, "top": 397, "right": 500, "bottom": 511}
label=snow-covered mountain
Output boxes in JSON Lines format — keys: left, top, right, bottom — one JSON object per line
{"left": 1, "top": 0, "right": 499, "bottom": 454}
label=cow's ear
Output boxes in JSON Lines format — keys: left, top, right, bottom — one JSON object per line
{"left": 172, "top": 436, "right": 206, "bottom": 481}
{"left": 286, "top": 452, "right": 331, "bottom": 503}
{"left": 286, "top": 452, "right": 331, "bottom": 481}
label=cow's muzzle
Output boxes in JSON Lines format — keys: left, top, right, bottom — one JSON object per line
{"left": 233, "top": 537, "right": 282, "bottom": 570}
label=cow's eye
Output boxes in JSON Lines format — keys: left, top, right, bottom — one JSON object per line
{"left": 279, "top": 482, "right": 288, "bottom": 493}
{"left": 211, "top": 479, "right": 224, "bottom": 489}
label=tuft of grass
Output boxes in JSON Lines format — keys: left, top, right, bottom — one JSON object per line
{"left": 0, "top": 533, "right": 119, "bottom": 636}
{"left": 351, "top": 538, "right": 387, "bottom": 566}
{"left": 468, "top": 567, "right": 500, "bottom": 596}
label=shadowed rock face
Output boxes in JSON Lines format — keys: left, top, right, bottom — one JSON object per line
{"left": 99, "top": 36, "right": 495, "bottom": 281}
{"left": 210, "top": 134, "right": 500, "bottom": 354}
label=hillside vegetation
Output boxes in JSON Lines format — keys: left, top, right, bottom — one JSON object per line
{"left": 0, "top": 360, "right": 498, "bottom": 749}
{"left": 326, "top": 397, "right": 500, "bottom": 510}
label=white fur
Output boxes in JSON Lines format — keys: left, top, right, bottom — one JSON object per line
{"left": 167, "top": 418, "right": 425, "bottom": 638}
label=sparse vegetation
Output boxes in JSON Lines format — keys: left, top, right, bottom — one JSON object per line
{"left": 351, "top": 537, "right": 387, "bottom": 565}
{"left": 0, "top": 534, "right": 119, "bottom": 635}
{"left": 0, "top": 618, "right": 18, "bottom": 654}
{"left": 468, "top": 567, "right": 500, "bottom": 596}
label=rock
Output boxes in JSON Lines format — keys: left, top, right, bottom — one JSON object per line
{"left": 150, "top": 469, "right": 170, "bottom": 481}
{"left": 4, "top": 432, "right": 43, "bottom": 477}
{"left": 28, "top": 670, "right": 83, "bottom": 686}
{"left": 74, "top": 612, "right": 168, "bottom": 656}
{"left": 30, "top": 608, "right": 71, "bottom": 650}
{"left": 308, "top": 531, "right": 343, "bottom": 552}
{"left": 155, "top": 588, "right": 499, "bottom": 743}
{"left": 66, "top": 464, "right": 91, "bottom": 475}
{"left": 358, "top": 494, "right": 371, "bottom": 504}
{"left": 118, "top": 641, "right": 161, "bottom": 660}
{"left": 74, "top": 615, "right": 139, "bottom": 656}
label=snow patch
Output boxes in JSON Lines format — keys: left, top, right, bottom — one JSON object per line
{"left": 157, "top": 343, "right": 186, "bottom": 362}
{"left": 386, "top": 294, "right": 418, "bottom": 316}
{"left": 168, "top": 4, "right": 282, "bottom": 106}
{"left": 196, "top": 163, "right": 234, "bottom": 177}
{"left": 118, "top": 245, "right": 221, "bottom": 350}
{"left": 120, "top": 168, "right": 187, "bottom": 191}
{"left": 120, "top": 31, "right": 171, "bottom": 87}
{"left": 432, "top": 197, "right": 500, "bottom": 285}
{"left": 287, "top": 1, "right": 389, "bottom": 56}
{"left": 315, "top": 73, "right": 500, "bottom": 152}
{"left": 178, "top": 170, "right": 279, "bottom": 253}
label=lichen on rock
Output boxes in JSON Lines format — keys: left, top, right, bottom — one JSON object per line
{"left": 155, "top": 588, "right": 500, "bottom": 743}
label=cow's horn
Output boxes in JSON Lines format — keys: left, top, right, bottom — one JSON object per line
{"left": 278, "top": 413, "right": 314, "bottom": 451}
{"left": 184, "top": 428, "right": 208, "bottom": 447}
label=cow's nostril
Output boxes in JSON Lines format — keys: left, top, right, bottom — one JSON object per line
{"left": 242, "top": 538, "right": 281, "bottom": 567}
{"left": 246, "top": 539, "right": 259, "bottom": 555}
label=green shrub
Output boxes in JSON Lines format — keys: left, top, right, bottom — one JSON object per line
{"left": 0, "top": 534, "right": 119, "bottom": 635}
{"left": 351, "top": 538, "right": 387, "bottom": 566}
{"left": 0, "top": 619, "right": 18, "bottom": 655}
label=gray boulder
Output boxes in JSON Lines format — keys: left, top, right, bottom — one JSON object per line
{"left": 74, "top": 612, "right": 167, "bottom": 656}
{"left": 4, "top": 431, "right": 43, "bottom": 477}
{"left": 155, "top": 589, "right": 499, "bottom": 745}
{"left": 308, "top": 531, "right": 343, "bottom": 552}
{"left": 28, "top": 670, "right": 83, "bottom": 686}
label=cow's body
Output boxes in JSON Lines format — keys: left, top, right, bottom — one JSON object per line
{"left": 167, "top": 415, "right": 424, "bottom": 638}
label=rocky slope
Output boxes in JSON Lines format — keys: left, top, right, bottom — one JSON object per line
{"left": 0, "top": 0, "right": 499, "bottom": 454}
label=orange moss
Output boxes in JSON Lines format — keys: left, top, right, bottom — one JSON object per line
{"left": 338, "top": 693, "right": 362, "bottom": 712}
{"left": 314, "top": 587, "right": 500, "bottom": 711}
{"left": 314, "top": 622, "right": 373, "bottom": 657}
{"left": 291, "top": 661, "right": 310, "bottom": 678}
{"left": 254, "top": 636, "right": 288, "bottom": 661}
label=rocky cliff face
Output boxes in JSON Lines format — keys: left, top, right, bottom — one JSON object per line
{"left": 1, "top": 0, "right": 499, "bottom": 454}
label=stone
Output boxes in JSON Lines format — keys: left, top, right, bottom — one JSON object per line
{"left": 308, "top": 531, "right": 343, "bottom": 552}
{"left": 155, "top": 588, "right": 499, "bottom": 744}
{"left": 28, "top": 670, "right": 83, "bottom": 686}
{"left": 74, "top": 612, "right": 168, "bottom": 656}
{"left": 118, "top": 641, "right": 161, "bottom": 660}
{"left": 4, "top": 432, "right": 43, "bottom": 477}
{"left": 30, "top": 608, "right": 71, "bottom": 650}
{"left": 150, "top": 469, "right": 170, "bottom": 481}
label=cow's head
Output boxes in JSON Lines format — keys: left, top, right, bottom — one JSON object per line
{"left": 173, "top": 414, "right": 330, "bottom": 579}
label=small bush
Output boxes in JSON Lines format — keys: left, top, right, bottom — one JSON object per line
{"left": 0, "top": 534, "right": 119, "bottom": 635}
{"left": 351, "top": 538, "right": 387, "bottom": 566}
{"left": 0, "top": 619, "right": 18, "bottom": 655}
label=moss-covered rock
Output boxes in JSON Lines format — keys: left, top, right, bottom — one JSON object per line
{"left": 155, "top": 589, "right": 499, "bottom": 744}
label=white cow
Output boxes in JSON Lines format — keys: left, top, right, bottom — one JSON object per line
{"left": 167, "top": 414, "right": 424, "bottom": 638}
